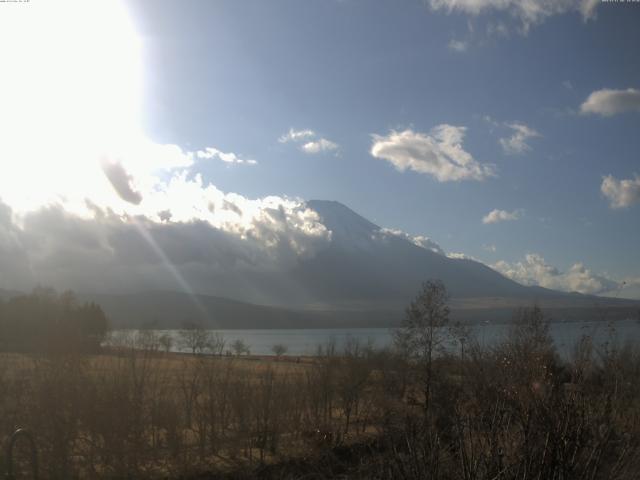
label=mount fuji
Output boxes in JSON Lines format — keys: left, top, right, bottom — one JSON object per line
{"left": 74, "top": 200, "right": 639, "bottom": 329}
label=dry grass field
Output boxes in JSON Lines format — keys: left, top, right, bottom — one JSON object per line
{"left": 2, "top": 311, "right": 640, "bottom": 479}
{"left": 0, "top": 339, "right": 389, "bottom": 479}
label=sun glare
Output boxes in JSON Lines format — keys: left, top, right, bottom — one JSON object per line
{"left": 0, "top": 0, "right": 144, "bottom": 214}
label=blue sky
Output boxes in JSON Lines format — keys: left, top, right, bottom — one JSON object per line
{"left": 0, "top": 0, "right": 638, "bottom": 298}
{"left": 127, "top": 0, "right": 640, "bottom": 292}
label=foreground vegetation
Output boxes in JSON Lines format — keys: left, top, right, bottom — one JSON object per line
{"left": 0, "top": 284, "right": 639, "bottom": 479}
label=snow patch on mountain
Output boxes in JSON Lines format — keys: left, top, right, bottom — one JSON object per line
{"left": 306, "top": 200, "right": 445, "bottom": 255}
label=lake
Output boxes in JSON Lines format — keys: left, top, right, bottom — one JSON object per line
{"left": 111, "top": 318, "right": 640, "bottom": 357}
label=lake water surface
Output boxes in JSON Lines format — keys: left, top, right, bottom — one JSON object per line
{"left": 114, "top": 318, "right": 640, "bottom": 357}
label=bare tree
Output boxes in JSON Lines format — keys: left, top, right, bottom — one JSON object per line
{"left": 231, "top": 338, "right": 250, "bottom": 356}
{"left": 209, "top": 332, "right": 226, "bottom": 356}
{"left": 158, "top": 333, "right": 173, "bottom": 353}
{"left": 499, "top": 305, "right": 557, "bottom": 388}
{"left": 271, "top": 343, "right": 288, "bottom": 358}
{"left": 337, "top": 337, "right": 372, "bottom": 434}
{"left": 136, "top": 330, "right": 160, "bottom": 352}
{"left": 394, "top": 280, "right": 450, "bottom": 413}
{"left": 179, "top": 321, "right": 211, "bottom": 355}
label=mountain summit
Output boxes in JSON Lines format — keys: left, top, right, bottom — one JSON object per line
{"left": 306, "top": 200, "right": 380, "bottom": 247}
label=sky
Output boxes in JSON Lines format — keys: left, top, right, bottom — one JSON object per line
{"left": 0, "top": 0, "right": 639, "bottom": 299}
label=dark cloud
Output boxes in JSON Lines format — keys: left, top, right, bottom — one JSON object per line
{"left": 158, "top": 210, "right": 172, "bottom": 222}
{"left": 222, "top": 200, "right": 242, "bottom": 216}
{"left": 101, "top": 159, "right": 143, "bottom": 205}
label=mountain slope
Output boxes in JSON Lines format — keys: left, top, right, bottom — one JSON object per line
{"left": 294, "top": 200, "right": 550, "bottom": 307}
{"left": 76, "top": 291, "right": 398, "bottom": 329}
{"left": 77, "top": 290, "right": 639, "bottom": 330}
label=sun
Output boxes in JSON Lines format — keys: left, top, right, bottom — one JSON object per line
{"left": 0, "top": 0, "right": 145, "bottom": 214}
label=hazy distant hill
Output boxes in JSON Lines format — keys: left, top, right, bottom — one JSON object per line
{"left": 75, "top": 290, "right": 639, "bottom": 330}
{"left": 76, "top": 291, "right": 400, "bottom": 329}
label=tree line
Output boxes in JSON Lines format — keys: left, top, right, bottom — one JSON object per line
{"left": 0, "top": 288, "right": 109, "bottom": 353}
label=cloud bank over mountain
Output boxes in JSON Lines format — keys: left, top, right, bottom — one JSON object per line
{"left": 0, "top": 198, "right": 332, "bottom": 296}
{"left": 492, "top": 253, "right": 620, "bottom": 295}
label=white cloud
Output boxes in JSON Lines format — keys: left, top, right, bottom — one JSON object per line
{"left": 301, "top": 138, "right": 338, "bottom": 154}
{"left": 580, "top": 88, "right": 640, "bottom": 116}
{"left": 483, "top": 244, "right": 497, "bottom": 252}
{"left": 448, "top": 39, "right": 468, "bottom": 52}
{"left": 429, "top": 0, "right": 598, "bottom": 31}
{"left": 278, "top": 128, "right": 316, "bottom": 144}
{"left": 196, "top": 147, "right": 257, "bottom": 165}
{"left": 370, "top": 126, "right": 495, "bottom": 182}
{"left": 601, "top": 174, "right": 640, "bottom": 209}
{"left": 499, "top": 122, "right": 540, "bottom": 155}
{"left": 447, "top": 252, "right": 480, "bottom": 261}
{"left": 482, "top": 208, "right": 521, "bottom": 224}
{"left": 492, "top": 253, "right": 619, "bottom": 295}
{"left": 411, "top": 235, "right": 446, "bottom": 255}
{"left": 279, "top": 128, "right": 338, "bottom": 154}
{"left": 379, "top": 228, "right": 446, "bottom": 256}
{"left": 487, "top": 21, "right": 509, "bottom": 37}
